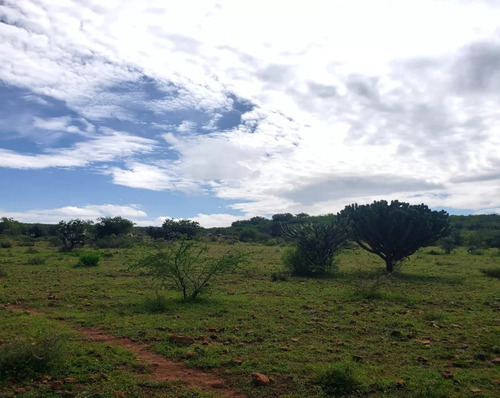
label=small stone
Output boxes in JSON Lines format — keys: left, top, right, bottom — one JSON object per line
{"left": 441, "top": 370, "right": 453, "bottom": 379}
{"left": 14, "top": 388, "right": 27, "bottom": 393}
{"left": 291, "top": 338, "right": 299, "bottom": 342}
{"left": 280, "top": 346, "right": 292, "bottom": 351}
{"left": 470, "top": 388, "right": 482, "bottom": 395}
{"left": 337, "top": 341, "right": 344, "bottom": 346}
{"left": 395, "top": 379, "right": 406, "bottom": 387}
{"left": 51, "top": 381, "right": 63, "bottom": 390}
{"left": 185, "top": 350, "right": 196, "bottom": 357}
{"left": 251, "top": 372, "right": 270, "bottom": 386}
{"left": 234, "top": 359, "right": 243, "bottom": 365}
{"left": 169, "top": 334, "right": 195, "bottom": 346}
{"left": 64, "top": 377, "right": 78, "bottom": 383}
{"left": 210, "top": 380, "right": 225, "bottom": 388}
{"left": 113, "top": 392, "right": 126, "bottom": 398}
{"left": 492, "top": 358, "right": 500, "bottom": 364}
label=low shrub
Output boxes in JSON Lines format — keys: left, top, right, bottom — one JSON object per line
{"left": 270, "top": 271, "right": 289, "bottom": 282}
{"left": 93, "top": 235, "right": 135, "bottom": 249}
{"left": 131, "top": 239, "right": 246, "bottom": 301}
{"left": 0, "top": 268, "right": 6, "bottom": 277}
{"left": 0, "top": 333, "right": 64, "bottom": 381}
{"left": 480, "top": 268, "right": 500, "bottom": 279}
{"left": 0, "top": 240, "right": 12, "bottom": 248}
{"left": 76, "top": 252, "right": 101, "bottom": 267}
{"left": 315, "top": 360, "right": 364, "bottom": 396}
{"left": 26, "top": 256, "right": 46, "bottom": 265}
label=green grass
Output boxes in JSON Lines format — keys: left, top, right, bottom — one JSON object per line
{"left": 0, "top": 239, "right": 499, "bottom": 397}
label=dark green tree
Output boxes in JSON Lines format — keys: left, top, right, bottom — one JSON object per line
{"left": 338, "top": 200, "right": 449, "bottom": 272}
{"left": 144, "top": 226, "right": 165, "bottom": 240}
{"left": 162, "top": 219, "right": 201, "bottom": 240}
{"left": 56, "top": 219, "right": 91, "bottom": 250}
{"left": 281, "top": 222, "right": 347, "bottom": 276}
{"left": 94, "top": 217, "right": 134, "bottom": 239}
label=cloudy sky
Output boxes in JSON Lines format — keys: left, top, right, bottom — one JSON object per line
{"left": 1, "top": 0, "right": 499, "bottom": 227}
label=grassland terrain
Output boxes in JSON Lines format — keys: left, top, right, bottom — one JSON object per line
{"left": 0, "top": 237, "right": 499, "bottom": 397}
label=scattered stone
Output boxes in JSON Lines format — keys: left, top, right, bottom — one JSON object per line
{"left": 395, "top": 379, "right": 406, "bottom": 388}
{"left": 113, "top": 392, "right": 126, "bottom": 398}
{"left": 491, "top": 358, "right": 500, "bottom": 364}
{"left": 291, "top": 338, "right": 299, "bottom": 343}
{"left": 416, "top": 339, "right": 431, "bottom": 345}
{"left": 169, "top": 334, "right": 195, "bottom": 346}
{"left": 51, "top": 381, "right": 63, "bottom": 390}
{"left": 210, "top": 380, "right": 225, "bottom": 388}
{"left": 280, "top": 346, "right": 292, "bottom": 351}
{"left": 441, "top": 370, "right": 453, "bottom": 379}
{"left": 14, "top": 388, "right": 27, "bottom": 393}
{"left": 251, "top": 372, "right": 270, "bottom": 386}
{"left": 185, "top": 350, "right": 196, "bottom": 357}
{"left": 470, "top": 388, "right": 482, "bottom": 395}
{"left": 234, "top": 359, "right": 243, "bottom": 365}
{"left": 64, "top": 378, "right": 78, "bottom": 383}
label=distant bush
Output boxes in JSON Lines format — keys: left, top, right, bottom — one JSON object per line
{"left": 131, "top": 240, "right": 246, "bottom": 301}
{"left": 315, "top": 360, "right": 363, "bottom": 396}
{"left": 270, "top": 271, "right": 289, "bottom": 282}
{"left": 93, "top": 235, "right": 136, "bottom": 249}
{"left": 26, "top": 256, "right": 46, "bottom": 265}
{"left": 480, "top": 268, "right": 500, "bottom": 279}
{"left": 0, "top": 333, "right": 64, "bottom": 381}
{"left": 0, "top": 268, "right": 6, "bottom": 277}
{"left": 19, "top": 237, "right": 35, "bottom": 247}
{"left": 0, "top": 240, "right": 12, "bottom": 248}
{"left": 467, "top": 246, "right": 484, "bottom": 255}
{"left": 439, "top": 236, "right": 457, "bottom": 254}
{"left": 76, "top": 252, "right": 101, "bottom": 267}
{"left": 282, "top": 222, "right": 346, "bottom": 276}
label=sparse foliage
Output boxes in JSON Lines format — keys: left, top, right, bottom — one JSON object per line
{"left": 338, "top": 200, "right": 450, "bottom": 272}
{"left": 56, "top": 219, "right": 91, "bottom": 251}
{"left": 94, "top": 216, "right": 134, "bottom": 239}
{"left": 162, "top": 219, "right": 201, "bottom": 240}
{"left": 131, "top": 240, "right": 246, "bottom": 301}
{"left": 281, "top": 222, "right": 347, "bottom": 276}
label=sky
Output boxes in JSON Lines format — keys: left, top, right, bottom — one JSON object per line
{"left": 1, "top": 0, "right": 500, "bottom": 227}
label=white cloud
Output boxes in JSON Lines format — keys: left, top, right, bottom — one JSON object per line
{"left": 0, "top": 204, "right": 147, "bottom": 224}
{"left": 192, "top": 213, "right": 242, "bottom": 228}
{"left": 1, "top": 0, "right": 500, "bottom": 222}
{"left": 0, "top": 131, "right": 156, "bottom": 169}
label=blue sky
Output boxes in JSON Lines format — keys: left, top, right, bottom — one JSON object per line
{"left": 1, "top": 0, "right": 499, "bottom": 226}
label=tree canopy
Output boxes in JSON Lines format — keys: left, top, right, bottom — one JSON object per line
{"left": 338, "top": 200, "right": 450, "bottom": 272}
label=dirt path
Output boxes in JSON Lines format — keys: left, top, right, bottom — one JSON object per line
{"left": 4, "top": 304, "right": 246, "bottom": 398}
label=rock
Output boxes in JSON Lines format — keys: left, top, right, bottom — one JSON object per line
{"left": 64, "top": 377, "right": 78, "bottom": 383}
{"left": 51, "top": 381, "right": 63, "bottom": 390}
{"left": 470, "top": 388, "right": 482, "bottom": 395}
{"left": 395, "top": 379, "right": 406, "bottom": 387}
{"left": 169, "top": 334, "right": 195, "bottom": 346}
{"left": 291, "top": 338, "right": 299, "bottom": 342}
{"left": 113, "top": 392, "right": 126, "bottom": 398}
{"left": 14, "top": 388, "right": 27, "bottom": 393}
{"left": 336, "top": 341, "right": 344, "bottom": 346}
{"left": 185, "top": 350, "right": 196, "bottom": 357}
{"left": 210, "top": 380, "right": 225, "bottom": 388}
{"left": 251, "top": 372, "right": 270, "bottom": 386}
{"left": 441, "top": 370, "right": 453, "bottom": 379}
{"left": 491, "top": 357, "right": 500, "bottom": 364}
{"left": 280, "top": 346, "right": 292, "bottom": 351}
{"left": 234, "top": 359, "right": 243, "bottom": 365}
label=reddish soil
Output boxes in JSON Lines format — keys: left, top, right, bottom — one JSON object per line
{"left": 4, "top": 304, "right": 246, "bottom": 398}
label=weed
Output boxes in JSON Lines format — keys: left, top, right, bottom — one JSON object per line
{"left": 142, "top": 294, "right": 170, "bottom": 313}
{"left": 315, "top": 360, "right": 363, "bottom": 396}
{"left": 270, "top": 271, "right": 289, "bottom": 281}
{"left": 0, "top": 241, "right": 12, "bottom": 249}
{"left": 26, "top": 256, "right": 46, "bottom": 265}
{"left": 480, "top": 267, "right": 500, "bottom": 278}
{"left": 0, "top": 333, "right": 64, "bottom": 381}
{"left": 76, "top": 252, "right": 101, "bottom": 267}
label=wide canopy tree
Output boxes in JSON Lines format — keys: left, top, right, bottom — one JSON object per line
{"left": 338, "top": 200, "right": 449, "bottom": 272}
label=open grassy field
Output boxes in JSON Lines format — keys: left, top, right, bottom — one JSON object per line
{"left": 0, "top": 238, "right": 499, "bottom": 397}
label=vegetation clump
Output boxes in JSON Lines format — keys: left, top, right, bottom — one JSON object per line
{"left": 76, "top": 252, "right": 101, "bottom": 267}
{"left": 315, "top": 360, "right": 364, "bottom": 397}
{"left": 338, "top": 200, "right": 450, "bottom": 272}
{"left": 56, "top": 219, "right": 91, "bottom": 251}
{"left": 0, "top": 333, "right": 64, "bottom": 381}
{"left": 131, "top": 239, "right": 246, "bottom": 301}
{"left": 281, "top": 222, "right": 346, "bottom": 276}
{"left": 480, "top": 267, "right": 500, "bottom": 278}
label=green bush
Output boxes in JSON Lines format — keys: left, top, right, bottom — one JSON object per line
{"left": 26, "top": 256, "right": 46, "bottom": 265}
{"left": 93, "top": 235, "right": 135, "bottom": 248}
{"left": 480, "top": 268, "right": 500, "bottom": 279}
{"left": 131, "top": 240, "right": 246, "bottom": 301}
{"left": 0, "top": 240, "right": 12, "bottom": 248}
{"left": 282, "top": 222, "right": 346, "bottom": 276}
{"left": 0, "top": 333, "right": 64, "bottom": 381}
{"left": 315, "top": 360, "right": 363, "bottom": 396}
{"left": 76, "top": 252, "right": 101, "bottom": 267}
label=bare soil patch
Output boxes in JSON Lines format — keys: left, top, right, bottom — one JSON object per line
{"left": 5, "top": 303, "right": 246, "bottom": 398}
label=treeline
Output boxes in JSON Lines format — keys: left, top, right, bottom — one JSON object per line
{"left": 1, "top": 213, "right": 499, "bottom": 249}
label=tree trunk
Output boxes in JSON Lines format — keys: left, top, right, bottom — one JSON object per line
{"left": 385, "top": 258, "right": 393, "bottom": 273}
